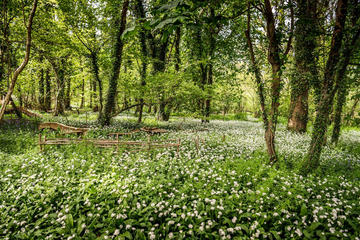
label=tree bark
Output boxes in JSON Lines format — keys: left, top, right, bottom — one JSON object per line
{"left": 0, "top": 0, "right": 38, "bottom": 122}
{"left": 134, "top": 0, "right": 148, "bottom": 124}
{"left": 347, "top": 98, "right": 359, "bottom": 125}
{"left": 303, "top": 0, "right": 349, "bottom": 171}
{"left": 287, "top": 0, "right": 318, "bottom": 133}
{"left": 100, "top": 0, "right": 129, "bottom": 125}
{"left": 90, "top": 52, "right": 103, "bottom": 118}
{"left": 175, "top": 27, "right": 181, "bottom": 72}
{"left": 53, "top": 59, "right": 66, "bottom": 116}
{"left": 45, "top": 68, "right": 51, "bottom": 110}
{"left": 64, "top": 75, "right": 71, "bottom": 110}
{"left": 38, "top": 55, "right": 45, "bottom": 110}
{"left": 331, "top": 28, "right": 360, "bottom": 144}
{"left": 80, "top": 57, "right": 84, "bottom": 109}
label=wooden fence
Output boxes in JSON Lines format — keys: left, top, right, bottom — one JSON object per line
{"left": 38, "top": 134, "right": 181, "bottom": 154}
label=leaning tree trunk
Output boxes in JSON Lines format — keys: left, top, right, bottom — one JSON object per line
{"left": 0, "top": 0, "right": 38, "bottom": 122}
{"left": 331, "top": 32, "right": 360, "bottom": 144}
{"left": 100, "top": 0, "right": 129, "bottom": 126}
{"left": 287, "top": 0, "right": 318, "bottom": 133}
{"left": 331, "top": 85, "right": 347, "bottom": 145}
{"left": 303, "top": 0, "right": 348, "bottom": 171}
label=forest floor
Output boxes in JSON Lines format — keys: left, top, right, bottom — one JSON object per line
{"left": 0, "top": 113, "right": 360, "bottom": 239}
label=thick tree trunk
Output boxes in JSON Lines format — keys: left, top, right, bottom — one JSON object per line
{"left": 287, "top": 0, "right": 318, "bottom": 133}
{"left": 0, "top": 0, "right": 38, "bottom": 122}
{"left": 303, "top": 0, "right": 348, "bottom": 171}
{"left": 100, "top": 0, "right": 129, "bottom": 125}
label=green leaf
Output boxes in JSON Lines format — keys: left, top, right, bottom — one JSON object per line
{"left": 239, "top": 225, "right": 249, "bottom": 234}
{"left": 270, "top": 231, "right": 281, "bottom": 240}
{"left": 300, "top": 203, "right": 307, "bottom": 216}
{"left": 186, "top": 23, "right": 200, "bottom": 32}
{"left": 124, "top": 231, "right": 133, "bottom": 239}
{"left": 303, "top": 229, "right": 312, "bottom": 239}
{"left": 310, "top": 222, "right": 322, "bottom": 231}
{"left": 121, "top": 26, "right": 137, "bottom": 39}
{"left": 155, "top": 19, "right": 174, "bottom": 30}
{"left": 66, "top": 214, "right": 74, "bottom": 229}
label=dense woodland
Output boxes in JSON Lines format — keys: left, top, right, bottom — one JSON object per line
{"left": 1, "top": 0, "right": 360, "bottom": 169}
{"left": 1, "top": 1, "right": 360, "bottom": 239}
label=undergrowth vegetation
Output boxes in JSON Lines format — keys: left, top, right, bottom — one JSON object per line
{"left": 0, "top": 116, "right": 360, "bottom": 239}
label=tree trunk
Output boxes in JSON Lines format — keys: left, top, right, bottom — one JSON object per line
{"left": 45, "top": 68, "right": 51, "bottom": 110}
{"left": 287, "top": 0, "right": 318, "bottom": 133}
{"left": 0, "top": 0, "right": 38, "bottom": 122}
{"left": 10, "top": 97, "right": 22, "bottom": 118}
{"left": 38, "top": 56, "right": 45, "bottom": 110}
{"left": 80, "top": 65, "right": 84, "bottom": 109}
{"left": 331, "top": 6, "right": 360, "bottom": 144}
{"left": 53, "top": 59, "right": 65, "bottom": 116}
{"left": 100, "top": 0, "right": 129, "bottom": 125}
{"left": 89, "top": 78, "right": 93, "bottom": 108}
{"left": 90, "top": 52, "right": 103, "bottom": 119}
{"left": 303, "top": 0, "right": 349, "bottom": 171}
{"left": 175, "top": 27, "right": 181, "bottom": 72}
{"left": 331, "top": 86, "right": 347, "bottom": 145}
{"left": 134, "top": 0, "right": 148, "bottom": 124}
{"left": 347, "top": 98, "right": 359, "bottom": 125}
{"left": 64, "top": 76, "right": 71, "bottom": 110}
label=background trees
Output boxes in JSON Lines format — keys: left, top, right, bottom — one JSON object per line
{"left": 0, "top": 0, "right": 359, "bottom": 171}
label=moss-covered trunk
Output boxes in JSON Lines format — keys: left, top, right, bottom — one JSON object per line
{"left": 303, "top": 0, "right": 348, "bottom": 171}
{"left": 100, "top": 0, "right": 129, "bottom": 126}
{"left": 287, "top": 0, "right": 318, "bottom": 133}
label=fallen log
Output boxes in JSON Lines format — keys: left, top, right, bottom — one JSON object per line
{"left": 5, "top": 106, "right": 44, "bottom": 119}
{"left": 38, "top": 122, "right": 89, "bottom": 135}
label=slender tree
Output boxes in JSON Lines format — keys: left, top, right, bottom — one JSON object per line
{"left": 303, "top": 0, "right": 349, "bottom": 171}
{"left": 245, "top": 0, "right": 293, "bottom": 163}
{"left": 100, "top": 0, "right": 129, "bottom": 125}
{"left": 0, "top": 0, "right": 38, "bottom": 122}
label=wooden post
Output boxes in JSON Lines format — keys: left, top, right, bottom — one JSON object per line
{"left": 177, "top": 139, "right": 181, "bottom": 156}
{"left": 197, "top": 136, "right": 199, "bottom": 151}
{"left": 44, "top": 135, "right": 46, "bottom": 152}
{"left": 39, "top": 133, "right": 42, "bottom": 152}
{"left": 86, "top": 111, "right": 87, "bottom": 125}
{"left": 116, "top": 133, "right": 119, "bottom": 154}
{"left": 148, "top": 136, "right": 151, "bottom": 153}
{"left": 223, "top": 134, "right": 225, "bottom": 142}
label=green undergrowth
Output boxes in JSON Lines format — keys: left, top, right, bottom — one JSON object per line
{"left": 0, "top": 117, "right": 360, "bottom": 240}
